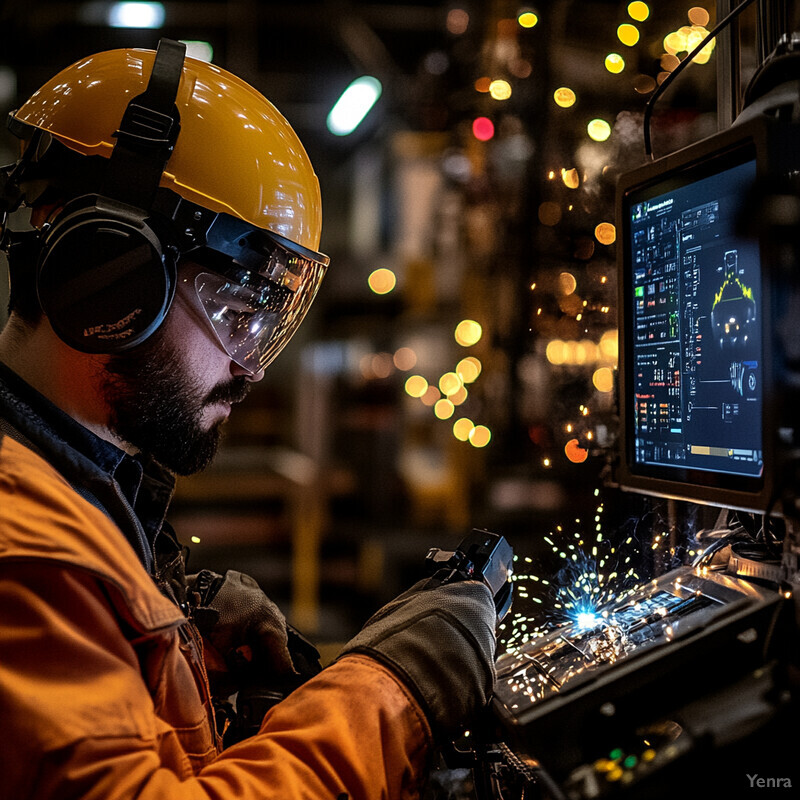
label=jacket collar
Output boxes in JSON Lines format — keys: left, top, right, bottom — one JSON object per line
{"left": 0, "top": 360, "right": 175, "bottom": 573}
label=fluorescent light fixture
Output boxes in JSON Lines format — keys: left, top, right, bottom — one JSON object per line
{"left": 327, "top": 76, "right": 382, "bottom": 136}
{"left": 108, "top": 2, "right": 165, "bottom": 28}
{"left": 180, "top": 40, "right": 214, "bottom": 62}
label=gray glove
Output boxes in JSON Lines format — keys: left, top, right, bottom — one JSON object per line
{"left": 187, "top": 569, "right": 296, "bottom": 681}
{"left": 337, "top": 577, "right": 497, "bottom": 736}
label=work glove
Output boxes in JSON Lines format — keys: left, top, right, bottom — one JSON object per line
{"left": 187, "top": 569, "right": 299, "bottom": 692}
{"left": 188, "top": 569, "right": 322, "bottom": 742}
{"left": 337, "top": 576, "right": 497, "bottom": 737}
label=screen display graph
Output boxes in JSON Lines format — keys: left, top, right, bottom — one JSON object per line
{"left": 626, "top": 157, "right": 763, "bottom": 480}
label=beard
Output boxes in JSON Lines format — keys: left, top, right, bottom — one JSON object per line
{"left": 100, "top": 329, "right": 251, "bottom": 475}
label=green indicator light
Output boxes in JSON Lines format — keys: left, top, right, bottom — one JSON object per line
{"left": 624, "top": 755, "right": 638, "bottom": 769}
{"left": 610, "top": 748, "right": 623, "bottom": 760}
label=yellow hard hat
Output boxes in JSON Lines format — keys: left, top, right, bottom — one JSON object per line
{"left": 4, "top": 42, "right": 328, "bottom": 372}
{"left": 10, "top": 47, "right": 323, "bottom": 252}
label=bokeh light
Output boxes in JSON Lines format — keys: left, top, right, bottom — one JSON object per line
{"left": 423, "top": 51, "right": 449, "bottom": 75}
{"left": 489, "top": 79, "right": 512, "bottom": 100}
{"left": 634, "top": 74, "right": 657, "bottom": 94}
{"left": 538, "top": 201, "right": 562, "bottom": 226}
{"left": 617, "top": 23, "right": 640, "bottom": 46}
{"left": 663, "top": 32, "right": 682, "bottom": 53}
{"left": 546, "top": 339, "right": 567, "bottom": 365}
{"left": 664, "top": 25, "right": 715, "bottom": 64}
{"left": 561, "top": 167, "right": 580, "bottom": 188}
{"left": 565, "top": 438, "right": 589, "bottom": 463}
{"left": 469, "top": 425, "right": 492, "bottom": 448}
{"left": 450, "top": 385, "right": 468, "bottom": 405}
{"left": 574, "top": 340, "right": 593, "bottom": 365}
{"left": 510, "top": 59, "right": 532, "bottom": 78}
{"left": 328, "top": 76, "right": 382, "bottom": 136}
{"left": 553, "top": 87, "right": 576, "bottom": 107}
{"left": 368, "top": 268, "right": 396, "bottom": 294}
{"left": 439, "top": 371, "right": 463, "bottom": 396}
{"left": 627, "top": 1, "right": 650, "bottom": 21}
{"left": 593, "top": 366, "right": 615, "bottom": 393}
{"left": 455, "top": 319, "right": 483, "bottom": 346}
{"left": 457, "top": 356, "right": 482, "bottom": 383}
{"left": 473, "top": 116, "right": 495, "bottom": 141}
{"left": 421, "top": 385, "right": 441, "bottom": 406}
{"left": 446, "top": 8, "right": 469, "bottom": 35}
{"left": 518, "top": 11, "right": 538, "bottom": 28}
{"left": 371, "top": 353, "right": 393, "bottom": 379}
{"left": 546, "top": 338, "right": 605, "bottom": 366}
{"left": 453, "top": 417, "right": 475, "bottom": 441}
{"left": 435, "top": 398, "right": 455, "bottom": 420}
{"left": 475, "top": 76, "right": 491, "bottom": 92}
{"left": 393, "top": 347, "right": 417, "bottom": 370}
{"left": 688, "top": 7, "right": 710, "bottom": 26}
{"left": 661, "top": 53, "right": 680, "bottom": 71}
{"left": 404, "top": 375, "right": 428, "bottom": 398}
{"left": 599, "top": 330, "right": 618, "bottom": 362}
{"left": 605, "top": 53, "right": 625, "bottom": 74}
{"left": 587, "top": 118, "right": 611, "bottom": 142}
{"left": 595, "top": 222, "right": 616, "bottom": 244}
{"left": 558, "top": 271, "right": 577, "bottom": 295}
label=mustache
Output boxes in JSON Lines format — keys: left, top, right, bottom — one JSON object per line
{"left": 205, "top": 376, "right": 252, "bottom": 406}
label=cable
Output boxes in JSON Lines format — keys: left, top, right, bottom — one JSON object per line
{"left": 643, "top": 0, "right": 759, "bottom": 160}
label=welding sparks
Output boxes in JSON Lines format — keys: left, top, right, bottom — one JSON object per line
{"left": 498, "top": 492, "right": 659, "bottom": 655}
{"left": 575, "top": 610, "right": 603, "bottom": 630}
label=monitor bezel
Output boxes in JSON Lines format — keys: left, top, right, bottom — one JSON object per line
{"left": 616, "top": 118, "right": 779, "bottom": 513}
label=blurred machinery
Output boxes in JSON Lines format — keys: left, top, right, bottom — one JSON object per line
{"left": 485, "top": 558, "right": 794, "bottom": 798}
{"left": 453, "top": 12, "right": 800, "bottom": 797}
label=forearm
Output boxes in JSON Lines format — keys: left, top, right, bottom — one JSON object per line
{"left": 25, "top": 657, "right": 431, "bottom": 800}
{"left": 0, "top": 565, "right": 432, "bottom": 800}
{"left": 207, "top": 656, "right": 432, "bottom": 799}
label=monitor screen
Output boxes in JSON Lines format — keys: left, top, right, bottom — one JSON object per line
{"left": 618, "top": 130, "right": 771, "bottom": 510}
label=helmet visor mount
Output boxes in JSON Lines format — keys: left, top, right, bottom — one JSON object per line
{"left": 179, "top": 212, "right": 329, "bottom": 374}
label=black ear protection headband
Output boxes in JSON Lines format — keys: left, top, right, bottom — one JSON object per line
{"left": 32, "top": 37, "right": 187, "bottom": 353}
{"left": 738, "top": 32, "right": 800, "bottom": 124}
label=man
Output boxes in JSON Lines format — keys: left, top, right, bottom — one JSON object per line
{"left": 0, "top": 40, "right": 498, "bottom": 799}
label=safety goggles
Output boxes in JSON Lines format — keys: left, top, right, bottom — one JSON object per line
{"left": 174, "top": 209, "right": 329, "bottom": 374}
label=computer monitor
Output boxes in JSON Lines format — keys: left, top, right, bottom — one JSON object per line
{"left": 616, "top": 118, "right": 788, "bottom": 512}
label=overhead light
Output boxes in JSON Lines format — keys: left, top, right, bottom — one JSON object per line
{"left": 180, "top": 40, "right": 213, "bottom": 62}
{"left": 108, "top": 2, "right": 165, "bottom": 29}
{"left": 327, "top": 76, "right": 382, "bottom": 136}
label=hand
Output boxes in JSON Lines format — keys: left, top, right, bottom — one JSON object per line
{"left": 337, "top": 577, "right": 497, "bottom": 736}
{"left": 187, "top": 569, "right": 296, "bottom": 684}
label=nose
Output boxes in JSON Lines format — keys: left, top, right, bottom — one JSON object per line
{"left": 230, "top": 359, "right": 265, "bottom": 383}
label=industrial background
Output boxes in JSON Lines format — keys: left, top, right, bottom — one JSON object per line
{"left": 0, "top": 0, "right": 768, "bottom": 649}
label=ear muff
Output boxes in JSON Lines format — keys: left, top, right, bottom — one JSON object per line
{"left": 738, "top": 34, "right": 800, "bottom": 124}
{"left": 36, "top": 37, "right": 186, "bottom": 354}
{"left": 36, "top": 195, "right": 177, "bottom": 352}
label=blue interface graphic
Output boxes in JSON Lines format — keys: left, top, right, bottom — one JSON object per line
{"left": 628, "top": 158, "right": 763, "bottom": 478}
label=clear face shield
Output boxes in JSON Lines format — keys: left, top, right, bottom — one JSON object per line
{"left": 178, "top": 213, "right": 329, "bottom": 374}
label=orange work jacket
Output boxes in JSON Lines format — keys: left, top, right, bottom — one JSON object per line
{"left": 0, "top": 434, "right": 433, "bottom": 799}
